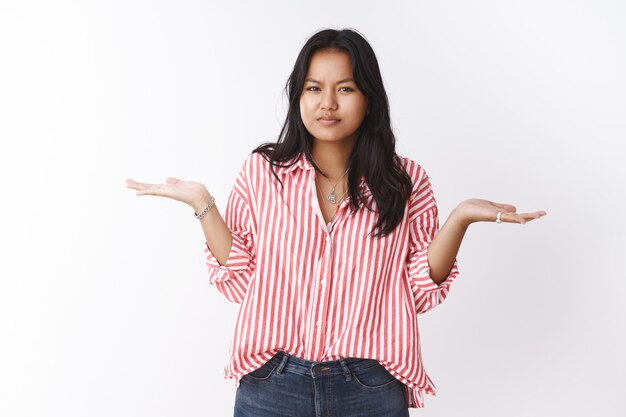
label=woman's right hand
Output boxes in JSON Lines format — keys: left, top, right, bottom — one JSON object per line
{"left": 125, "top": 177, "right": 212, "bottom": 212}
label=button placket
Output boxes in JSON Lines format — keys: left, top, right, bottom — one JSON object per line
{"left": 313, "top": 235, "right": 333, "bottom": 355}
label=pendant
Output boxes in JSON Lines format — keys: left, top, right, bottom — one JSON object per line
{"left": 327, "top": 189, "right": 337, "bottom": 204}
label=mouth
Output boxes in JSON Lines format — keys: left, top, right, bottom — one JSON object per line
{"left": 317, "top": 117, "right": 340, "bottom": 126}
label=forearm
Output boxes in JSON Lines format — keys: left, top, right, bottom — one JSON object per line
{"left": 427, "top": 208, "right": 467, "bottom": 285}
{"left": 192, "top": 197, "right": 233, "bottom": 266}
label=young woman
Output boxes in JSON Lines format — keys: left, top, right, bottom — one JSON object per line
{"left": 126, "top": 28, "right": 546, "bottom": 416}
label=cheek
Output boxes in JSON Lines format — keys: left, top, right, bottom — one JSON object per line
{"left": 346, "top": 96, "right": 368, "bottom": 116}
{"left": 358, "top": 98, "right": 368, "bottom": 114}
{"left": 351, "top": 101, "right": 368, "bottom": 122}
{"left": 299, "top": 98, "right": 314, "bottom": 121}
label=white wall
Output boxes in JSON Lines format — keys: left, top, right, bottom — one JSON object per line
{"left": 1, "top": 1, "right": 624, "bottom": 416}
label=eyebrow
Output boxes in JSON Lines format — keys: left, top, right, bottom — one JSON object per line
{"left": 304, "top": 78, "right": 355, "bottom": 84}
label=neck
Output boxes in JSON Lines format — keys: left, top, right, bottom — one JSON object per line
{"left": 311, "top": 140, "right": 355, "bottom": 181}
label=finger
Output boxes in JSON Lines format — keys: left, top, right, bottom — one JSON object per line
{"left": 166, "top": 177, "right": 181, "bottom": 184}
{"left": 498, "top": 212, "right": 526, "bottom": 224}
{"left": 516, "top": 211, "right": 547, "bottom": 221}
{"left": 500, "top": 212, "right": 545, "bottom": 225}
{"left": 136, "top": 184, "right": 164, "bottom": 196}
{"left": 129, "top": 182, "right": 155, "bottom": 191}
{"left": 126, "top": 181, "right": 145, "bottom": 191}
{"left": 126, "top": 180, "right": 152, "bottom": 191}
{"left": 492, "top": 202, "right": 517, "bottom": 213}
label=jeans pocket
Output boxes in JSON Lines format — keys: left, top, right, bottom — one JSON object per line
{"left": 243, "top": 357, "right": 279, "bottom": 382}
{"left": 351, "top": 363, "right": 399, "bottom": 390}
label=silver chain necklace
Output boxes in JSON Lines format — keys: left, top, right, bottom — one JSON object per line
{"left": 311, "top": 156, "right": 350, "bottom": 204}
{"left": 315, "top": 175, "right": 349, "bottom": 205}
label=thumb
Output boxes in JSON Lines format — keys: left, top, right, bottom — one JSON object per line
{"left": 166, "top": 177, "right": 181, "bottom": 184}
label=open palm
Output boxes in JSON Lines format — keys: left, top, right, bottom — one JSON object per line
{"left": 125, "top": 177, "right": 210, "bottom": 209}
{"left": 455, "top": 198, "right": 547, "bottom": 226}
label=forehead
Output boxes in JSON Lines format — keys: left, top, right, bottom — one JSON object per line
{"left": 305, "top": 49, "right": 353, "bottom": 80}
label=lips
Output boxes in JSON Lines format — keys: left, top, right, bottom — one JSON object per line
{"left": 318, "top": 117, "right": 340, "bottom": 126}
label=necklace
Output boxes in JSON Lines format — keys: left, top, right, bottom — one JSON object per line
{"left": 315, "top": 176, "right": 349, "bottom": 205}
{"left": 311, "top": 156, "right": 350, "bottom": 204}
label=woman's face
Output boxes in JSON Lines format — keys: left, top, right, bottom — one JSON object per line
{"left": 299, "top": 49, "right": 368, "bottom": 148}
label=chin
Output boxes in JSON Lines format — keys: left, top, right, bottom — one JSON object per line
{"left": 312, "top": 136, "right": 352, "bottom": 145}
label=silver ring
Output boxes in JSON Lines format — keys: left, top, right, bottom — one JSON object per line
{"left": 496, "top": 212, "right": 503, "bottom": 223}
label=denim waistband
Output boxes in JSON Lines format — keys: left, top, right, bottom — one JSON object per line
{"left": 267, "top": 351, "right": 382, "bottom": 381}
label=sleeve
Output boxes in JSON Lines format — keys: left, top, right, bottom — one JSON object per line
{"left": 405, "top": 167, "right": 460, "bottom": 315}
{"left": 204, "top": 157, "right": 256, "bottom": 304}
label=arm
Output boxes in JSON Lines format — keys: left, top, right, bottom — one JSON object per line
{"left": 406, "top": 204, "right": 460, "bottom": 315}
{"left": 192, "top": 196, "right": 233, "bottom": 267}
{"left": 427, "top": 208, "right": 467, "bottom": 285}
{"left": 405, "top": 161, "right": 547, "bottom": 314}
{"left": 126, "top": 159, "right": 256, "bottom": 304}
{"left": 428, "top": 199, "right": 548, "bottom": 285}
{"left": 200, "top": 158, "right": 257, "bottom": 304}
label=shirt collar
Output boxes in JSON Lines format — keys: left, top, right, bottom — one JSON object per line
{"left": 272, "top": 152, "right": 315, "bottom": 175}
{"left": 272, "top": 152, "right": 370, "bottom": 192}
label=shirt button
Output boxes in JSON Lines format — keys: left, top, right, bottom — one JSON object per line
{"left": 320, "top": 279, "right": 326, "bottom": 286}
{"left": 316, "top": 320, "right": 322, "bottom": 327}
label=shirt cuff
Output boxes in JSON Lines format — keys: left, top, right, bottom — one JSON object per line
{"left": 409, "top": 247, "right": 460, "bottom": 293}
{"left": 204, "top": 233, "right": 251, "bottom": 284}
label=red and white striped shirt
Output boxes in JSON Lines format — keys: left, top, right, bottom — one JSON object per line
{"left": 204, "top": 151, "right": 459, "bottom": 408}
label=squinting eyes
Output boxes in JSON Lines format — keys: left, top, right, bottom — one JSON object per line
{"left": 305, "top": 86, "right": 355, "bottom": 92}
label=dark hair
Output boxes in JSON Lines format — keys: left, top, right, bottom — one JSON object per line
{"left": 252, "top": 28, "right": 413, "bottom": 238}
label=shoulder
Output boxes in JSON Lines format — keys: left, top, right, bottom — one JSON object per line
{"left": 396, "top": 154, "right": 438, "bottom": 220}
{"left": 241, "top": 151, "right": 268, "bottom": 169}
{"left": 232, "top": 150, "right": 287, "bottom": 195}
{"left": 235, "top": 151, "right": 272, "bottom": 179}
{"left": 395, "top": 154, "right": 431, "bottom": 192}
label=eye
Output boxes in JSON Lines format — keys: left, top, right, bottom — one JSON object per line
{"left": 339, "top": 87, "right": 354, "bottom": 92}
{"left": 305, "top": 86, "right": 321, "bottom": 92}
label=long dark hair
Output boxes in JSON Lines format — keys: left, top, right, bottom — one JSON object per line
{"left": 252, "top": 28, "right": 413, "bottom": 238}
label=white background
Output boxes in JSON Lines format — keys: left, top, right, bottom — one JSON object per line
{"left": 1, "top": 1, "right": 624, "bottom": 416}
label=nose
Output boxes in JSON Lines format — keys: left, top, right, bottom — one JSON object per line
{"left": 320, "top": 90, "right": 337, "bottom": 111}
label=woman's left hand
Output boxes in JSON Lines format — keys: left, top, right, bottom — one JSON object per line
{"left": 453, "top": 198, "right": 547, "bottom": 227}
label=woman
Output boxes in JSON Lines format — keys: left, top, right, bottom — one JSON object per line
{"left": 126, "top": 28, "right": 546, "bottom": 416}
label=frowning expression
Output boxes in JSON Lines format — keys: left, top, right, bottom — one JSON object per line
{"left": 299, "top": 49, "right": 369, "bottom": 147}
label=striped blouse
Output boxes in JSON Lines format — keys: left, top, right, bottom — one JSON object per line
{"left": 204, "top": 150, "right": 460, "bottom": 408}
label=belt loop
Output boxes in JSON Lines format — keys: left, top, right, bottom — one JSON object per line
{"left": 339, "top": 358, "right": 352, "bottom": 382}
{"left": 274, "top": 352, "right": 290, "bottom": 375}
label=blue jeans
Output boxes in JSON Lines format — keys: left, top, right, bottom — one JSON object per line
{"left": 234, "top": 351, "right": 409, "bottom": 417}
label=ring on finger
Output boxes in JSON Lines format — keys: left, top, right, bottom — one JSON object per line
{"left": 496, "top": 212, "right": 503, "bottom": 223}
